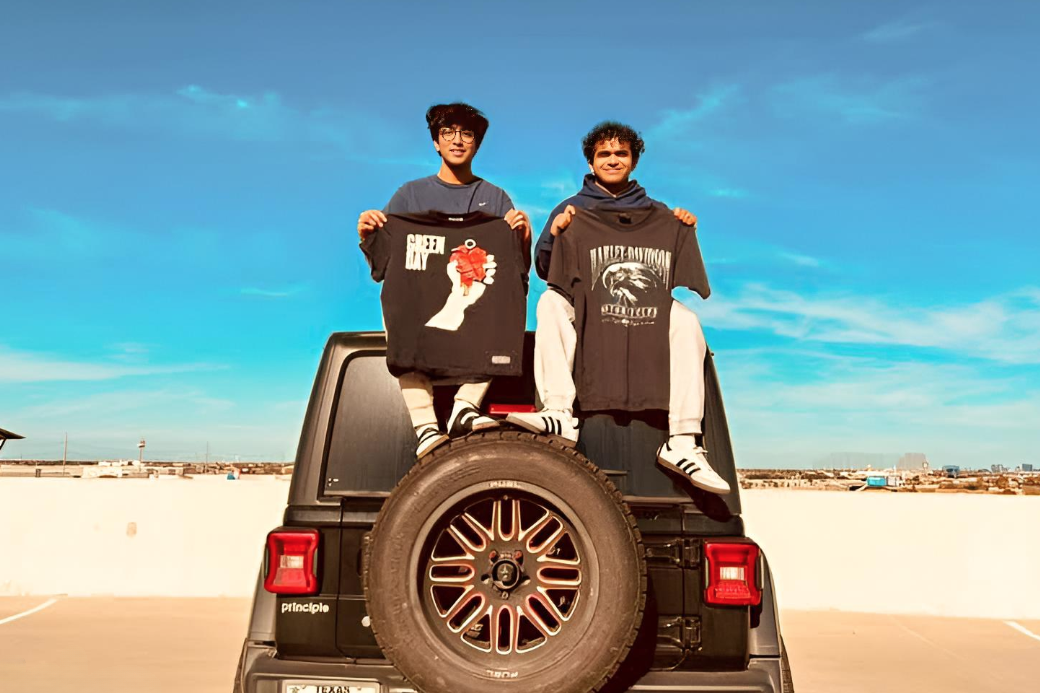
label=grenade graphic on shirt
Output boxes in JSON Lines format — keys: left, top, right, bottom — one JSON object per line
{"left": 449, "top": 240, "right": 489, "bottom": 296}
{"left": 426, "top": 239, "right": 497, "bottom": 331}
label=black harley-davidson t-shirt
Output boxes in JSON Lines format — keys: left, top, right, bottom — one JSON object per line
{"left": 361, "top": 211, "right": 527, "bottom": 378}
{"left": 547, "top": 206, "right": 710, "bottom": 411}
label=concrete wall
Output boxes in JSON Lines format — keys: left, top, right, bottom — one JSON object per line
{"left": 2, "top": 480, "right": 1038, "bottom": 619}
{"left": 0, "top": 476, "right": 288, "bottom": 598}
{"left": 742, "top": 490, "right": 1040, "bottom": 620}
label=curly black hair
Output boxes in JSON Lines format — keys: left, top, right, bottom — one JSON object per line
{"left": 426, "top": 102, "right": 490, "bottom": 147}
{"left": 581, "top": 121, "right": 646, "bottom": 165}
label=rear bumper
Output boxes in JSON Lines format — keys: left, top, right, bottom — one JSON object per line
{"left": 234, "top": 641, "right": 412, "bottom": 693}
{"left": 235, "top": 641, "right": 783, "bottom": 693}
{"left": 629, "top": 659, "right": 783, "bottom": 691}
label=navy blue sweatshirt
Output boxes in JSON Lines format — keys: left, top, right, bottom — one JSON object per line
{"left": 534, "top": 174, "right": 668, "bottom": 280}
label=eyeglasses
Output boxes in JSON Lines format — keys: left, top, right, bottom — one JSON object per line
{"left": 438, "top": 127, "right": 476, "bottom": 144}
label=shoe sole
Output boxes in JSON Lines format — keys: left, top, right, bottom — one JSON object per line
{"left": 447, "top": 419, "right": 499, "bottom": 439}
{"left": 505, "top": 415, "right": 578, "bottom": 448}
{"left": 416, "top": 434, "right": 449, "bottom": 459}
{"left": 655, "top": 456, "right": 731, "bottom": 495}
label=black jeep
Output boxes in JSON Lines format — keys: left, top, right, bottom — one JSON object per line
{"left": 233, "top": 332, "right": 794, "bottom": 692}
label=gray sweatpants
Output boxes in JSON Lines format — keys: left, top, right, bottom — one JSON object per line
{"left": 534, "top": 289, "right": 707, "bottom": 436}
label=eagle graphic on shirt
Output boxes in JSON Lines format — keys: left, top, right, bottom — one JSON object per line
{"left": 601, "top": 261, "right": 662, "bottom": 307}
{"left": 590, "top": 245, "right": 671, "bottom": 326}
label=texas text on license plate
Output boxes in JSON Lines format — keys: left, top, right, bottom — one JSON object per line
{"left": 284, "top": 684, "right": 379, "bottom": 693}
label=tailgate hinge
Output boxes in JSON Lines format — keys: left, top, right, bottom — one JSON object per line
{"left": 682, "top": 538, "right": 701, "bottom": 569}
{"left": 660, "top": 616, "right": 702, "bottom": 650}
{"left": 644, "top": 538, "right": 700, "bottom": 569}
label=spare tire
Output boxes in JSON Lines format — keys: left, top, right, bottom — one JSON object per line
{"left": 363, "top": 431, "right": 646, "bottom": 693}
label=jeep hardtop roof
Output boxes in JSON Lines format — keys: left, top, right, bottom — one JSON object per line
{"left": 289, "top": 332, "right": 741, "bottom": 516}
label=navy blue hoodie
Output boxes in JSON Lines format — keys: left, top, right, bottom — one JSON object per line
{"left": 534, "top": 174, "right": 667, "bottom": 279}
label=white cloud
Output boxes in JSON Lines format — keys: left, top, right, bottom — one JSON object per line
{"left": 647, "top": 84, "right": 742, "bottom": 141}
{"left": 715, "top": 348, "right": 1040, "bottom": 468}
{"left": 708, "top": 187, "right": 750, "bottom": 199}
{"left": 111, "top": 342, "right": 151, "bottom": 355}
{"left": 697, "top": 285, "right": 1040, "bottom": 364}
{"left": 770, "top": 74, "right": 929, "bottom": 125}
{"left": 0, "top": 346, "right": 217, "bottom": 383}
{"left": 16, "top": 388, "right": 234, "bottom": 421}
{"left": 0, "top": 85, "right": 403, "bottom": 161}
{"left": 2, "top": 388, "right": 300, "bottom": 462}
{"left": 698, "top": 239, "right": 831, "bottom": 273}
{"left": 0, "top": 207, "right": 120, "bottom": 259}
{"left": 861, "top": 18, "right": 938, "bottom": 43}
{"left": 239, "top": 284, "right": 308, "bottom": 299}
{"left": 778, "top": 251, "right": 823, "bottom": 268}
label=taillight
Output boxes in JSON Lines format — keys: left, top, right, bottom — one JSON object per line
{"left": 704, "top": 541, "right": 761, "bottom": 606}
{"left": 264, "top": 528, "right": 320, "bottom": 595}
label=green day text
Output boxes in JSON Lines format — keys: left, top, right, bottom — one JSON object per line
{"left": 406, "top": 233, "right": 446, "bottom": 271}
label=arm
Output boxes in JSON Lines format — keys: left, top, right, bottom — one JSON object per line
{"left": 499, "top": 192, "right": 533, "bottom": 264}
{"left": 647, "top": 194, "right": 697, "bottom": 227}
{"left": 534, "top": 200, "right": 574, "bottom": 280}
{"left": 358, "top": 184, "right": 410, "bottom": 239}
{"left": 673, "top": 207, "right": 698, "bottom": 227}
{"left": 383, "top": 185, "right": 410, "bottom": 215}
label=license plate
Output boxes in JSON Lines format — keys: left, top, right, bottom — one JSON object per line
{"left": 284, "top": 684, "right": 379, "bottom": 693}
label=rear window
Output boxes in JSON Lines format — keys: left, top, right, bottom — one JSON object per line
{"left": 323, "top": 346, "right": 539, "bottom": 495}
{"left": 324, "top": 355, "right": 416, "bottom": 493}
{"left": 322, "top": 346, "right": 731, "bottom": 504}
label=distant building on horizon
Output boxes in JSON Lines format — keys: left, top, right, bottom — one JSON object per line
{"left": 817, "top": 452, "right": 900, "bottom": 469}
{"left": 1023, "top": 464, "right": 1034, "bottom": 473}
{"left": 896, "top": 453, "right": 930, "bottom": 471}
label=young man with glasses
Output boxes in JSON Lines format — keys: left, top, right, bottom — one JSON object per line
{"left": 507, "top": 121, "right": 730, "bottom": 495}
{"left": 357, "top": 102, "right": 531, "bottom": 458}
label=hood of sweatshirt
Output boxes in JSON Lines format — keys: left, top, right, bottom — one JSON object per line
{"left": 533, "top": 174, "right": 666, "bottom": 279}
{"left": 570, "top": 173, "right": 658, "bottom": 209}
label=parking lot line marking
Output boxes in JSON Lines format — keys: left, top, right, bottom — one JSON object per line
{"left": 1005, "top": 621, "right": 1040, "bottom": 644}
{"left": 0, "top": 598, "right": 59, "bottom": 626}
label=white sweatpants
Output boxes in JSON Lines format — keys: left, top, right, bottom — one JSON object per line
{"left": 398, "top": 374, "right": 490, "bottom": 430}
{"left": 533, "top": 289, "right": 707, "bottom": 436}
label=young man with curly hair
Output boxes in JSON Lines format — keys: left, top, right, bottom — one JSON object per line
{"left": 358, "top": 102, "right": 531, "bottom": 458}
{"left": 508, "top": 121, "right": 729, "bottom": 495}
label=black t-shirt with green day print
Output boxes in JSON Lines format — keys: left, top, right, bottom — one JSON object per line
{"left": 361, "top": 211, "right": 527, "bottom": 379}
{"left": 547, "top": 206, "right": 710, "bottom": 412}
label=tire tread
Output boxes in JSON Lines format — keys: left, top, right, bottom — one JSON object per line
{"left": 362, "top": 430, "right": 647, "bottom": 693}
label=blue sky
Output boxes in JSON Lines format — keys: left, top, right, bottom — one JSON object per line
{"left": 1, "top": 0, "right": 1038, "bottom": 467}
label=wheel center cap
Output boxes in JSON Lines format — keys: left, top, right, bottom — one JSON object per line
{"left": 491, "top": 558, "right": 522, "bottom": 591}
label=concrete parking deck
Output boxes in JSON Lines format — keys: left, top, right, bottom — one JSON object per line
{"left": 1, "top": 598, "right": 1037, "bottom": 692}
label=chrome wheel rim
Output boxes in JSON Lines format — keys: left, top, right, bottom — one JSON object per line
{"left": 421, "top": 494, "right": 584, "bottom": 656}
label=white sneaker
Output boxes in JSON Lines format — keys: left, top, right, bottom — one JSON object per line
{"left": 656, "top": 440, "right": 731, "bottom": 495}
{"left": 415, "top": 424, "right": 449, "bottom": 459}
{"left": 447, "top": 402, "right": 499, "bottom": 438}
{"left": 505, "top": 409, "right": 579, "bottom": 446}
